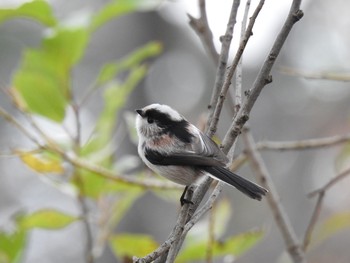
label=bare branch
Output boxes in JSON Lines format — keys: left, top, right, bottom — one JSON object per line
{"left": 308, "top": 166, "right": 350, "bottom": 198}
{"left": 242, "top": 127, "right": 306, "bottom": 263}
{"left": 0, "top": 106, "right": 42, "bottom": 148}
{"left": 234, "top": 0, "right": 251, "bottom": 115}
{"left": 280, "top": 66, "right": 350, "bottom": 82}
{"left": 303, "top": 167, "right": 350, "bottom": 251}
{"left": 188, "top": 0, "right": 219, "bottom": 64}
{"left": 207, "top": 0, "right": 265, "bottom": 137}
{"left": 222, "top": 0, "right": 303, "bottom": 153}
{"left": 206, "top": 0, "right": 240, "bottom": 131}
{"left": 302, "top": 191, "right": 325, "bottom": 251}
{"left": 257, "top": 133, "right": 350, "bottom": 151}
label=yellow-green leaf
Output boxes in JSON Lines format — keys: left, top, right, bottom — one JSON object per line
{"left": 109, "top": 233, "right": 158, "bottom": 259}
{"left": 83, "top": 65, "right": 147, "bottom": 156}
{"left": 214, "top": 198, "right": 232, "bottom": 238}
{"left": 18, "top": 209, "right": 77, "bottom": 230}
{"left": 0, "top": 230, "right": 26, "bottom": 263}
{"left": 311, "top": 212, "right": 350, "bottom": 248}
{"left": 97, "top": 41, "right": 162, "bottom": 85}
{"left": 177, "top": 230, "right": 264, "bottom": 263}
{"left": 17, "top": 151, "right": 63, "bottom": 173}
{"left": 0, "top": 0, "right": 57, "bottom": 27}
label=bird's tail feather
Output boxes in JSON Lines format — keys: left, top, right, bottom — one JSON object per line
{"left": 204, "top": 166, "right": 268, "bottom": 201}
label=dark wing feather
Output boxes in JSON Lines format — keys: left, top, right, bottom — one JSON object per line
{"left": 145, "top": 148, "right": 223, "bottom": 167}
{"left": 203, "top": 166, "right": 267, "bottom": 201}
{"left": 191, "top": 128, "right": 228, "bottom": 164}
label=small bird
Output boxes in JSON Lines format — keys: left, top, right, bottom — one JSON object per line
{"left": 135, "top": 103, "right": 267, "bottom": 205}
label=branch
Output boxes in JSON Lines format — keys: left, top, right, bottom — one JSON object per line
{"left": 188, "top": 0, "right": 219, "bottom": 64}
{"left": 206, "top": 0, "right": 240, "bottom": 130}
{"left": 242, "top": 127, "right": 306, "bottom": 263}
{"left": 302, "top": 191, "right": 324, "bottom": 251}
{"left": 234, "top": 0, "right": 251, "bottom": 115}
{"left": 280, "top": 66, "right": 350, "bottom": 82}
{"left": 207, "top": 0, "right": 265, "bottom": 137}
{"left": 303, "top": 167, "right": 350, "bottom": 251}
{"left": 308, "top": 166, "right": 350, "bottom": 198}
{"left": 222, "top": 0, "right": 303, "bottom": 153}
{"left": 257, "top": 133, "right": 350, "bottom": 151}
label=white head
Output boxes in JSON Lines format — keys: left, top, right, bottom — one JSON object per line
{"left": 135, "top": 104, "right": 188, "bottom": 140}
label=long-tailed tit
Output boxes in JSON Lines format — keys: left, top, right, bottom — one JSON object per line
{"left": 135, "top": 104, "right": 267, "bottom": 205}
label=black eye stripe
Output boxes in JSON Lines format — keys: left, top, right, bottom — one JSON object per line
{"left": 144, "top": 109, "right": 173, "bottom": 126}
{"left": 144, "top": 109, "right": 193, "bottom": 143}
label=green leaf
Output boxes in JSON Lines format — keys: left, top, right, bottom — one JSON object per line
{"left": 311, "top": 212, "right": 350, "bottom": 248}
{"left": 108, "top": 187, "right": 143, "bottom": 226}
{"left": 18, "top": 209, "right": 78, "bottom": 230}
{"left": 83, "top": 65, "right": 147, "bottom": 156}
{"left": 177, "top": 230, "right": 264, "bottom": 263}
{"left": 97, "top": 41, "right": 162, "bottom": 85}
{"left": 90, "top": 0, "right": 143, "bottom": 31}
{"left": 109, "top": 233, "right": 158, "bottom": 259}
{"left": 335, "top": 142, "right": 350, "bottom": 173}
{"left": 0, "top": 0, "right": 57, "bottom": 26}
{"left": 214, "top": 198, "right": 232, "bottom": 238}
{"left": 13, "top": 27, "right": 89, "bottom": 122}
{"left": 0, "top": 230, "right": 26, "bottom": 263}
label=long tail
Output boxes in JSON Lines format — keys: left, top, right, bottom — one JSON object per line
{"left": 203, "top": 166, "right": 268, "bottom": 201}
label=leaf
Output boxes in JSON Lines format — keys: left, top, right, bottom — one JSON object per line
{"left": 17, "top": 151, "right": 64, "bottom": 173}
{"left": 335, "top": 142, "right": 350, "bottom": 173}
{"left": 0, "top": 0, "right": 57, "bottom": 26}
{"left": 0, "top": 230, "right": 26, "bottom": 263}
{"left": 177, "top": 230, "right": 264, "bottom": 263}
{"left": 83, "top": 65, "right": 147, "bottom": 156}
{"left": 13, "top": 27, "right": 89, "bottom": 122}
{"left": 18, "top": 209, "right": 78, "bottom": 230}
{"left": 97, "top": 41, "right": 162, "bottom": 85}
{"left": 311, "top": 212, "right": 350, "bottom": 248}
{"left": 214, "top": 198, "right": 232, "bottom": 238}
{"left": 109, "top": 233, "right": 158, "bottom": 259}
{"left": 108, "top": 187, "right": 143, "bottom": 227}
{"left": 90, "top": 0, "right": 141, "bottom": 31}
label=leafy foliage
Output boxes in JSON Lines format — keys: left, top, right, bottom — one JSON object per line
{"left": 0, "top": 209, "right": 77, "bottom": 263}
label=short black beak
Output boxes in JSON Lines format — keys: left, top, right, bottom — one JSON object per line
{"left": 135, "top": 109, "right": 144, "bottom": 117}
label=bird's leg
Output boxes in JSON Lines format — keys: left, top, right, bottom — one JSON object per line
{"left": 180, "top": 186, "right": 194, "bottom": 206}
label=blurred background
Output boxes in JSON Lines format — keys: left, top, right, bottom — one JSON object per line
{"left": 1, "top": 0, "right": 350, "bottom": 262}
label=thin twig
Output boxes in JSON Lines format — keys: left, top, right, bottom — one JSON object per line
{"left": 0, "top": 106, "right": 42, "bottom": 147}
{"left": 257, "top": 133, "right": 350, "bottom": 151}
{"left": 308, "top": 166, "right": 350, "bottom": 198}
{"left": 280, "top": 67, "right": 350, "bottom": 82}
{"left": 230, "top": 132, "right": 350, "bottom": 169}
{"left": 302, "top": 191, "right": 325, "bottom": 251}
{"left": 208, "top": 0, "right": 265, "bottom": 137}
{"left": 188, "top": 0, "right": 219, "bottom": 64}
{"left": 234, "top": 0, "right": 251, "bottom": 116}
{"left": 222, "top": 0, "right": 303, "bottom": 153}
{"left": 206, "top": 0, "right": 241, "bottom": 130}
{"left": 303, "top": 167, "right": 350, "bottom": 251}
{"left": 243, "top": 127, "right": 306, "bottom": 263}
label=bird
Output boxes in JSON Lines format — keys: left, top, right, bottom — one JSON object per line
{"left": 135, "top": 103, "right": 267, "bottom": 205}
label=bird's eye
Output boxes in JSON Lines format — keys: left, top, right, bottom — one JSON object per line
{"left": 147, "top": 117, "right": 154, "bottom": 124}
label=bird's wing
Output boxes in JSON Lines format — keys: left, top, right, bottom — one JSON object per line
{"left": 189, "top": 125, "right": 228, "bottom": 163}
{"left": 145, "top": 124, "right": 228, "bottom": 167}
